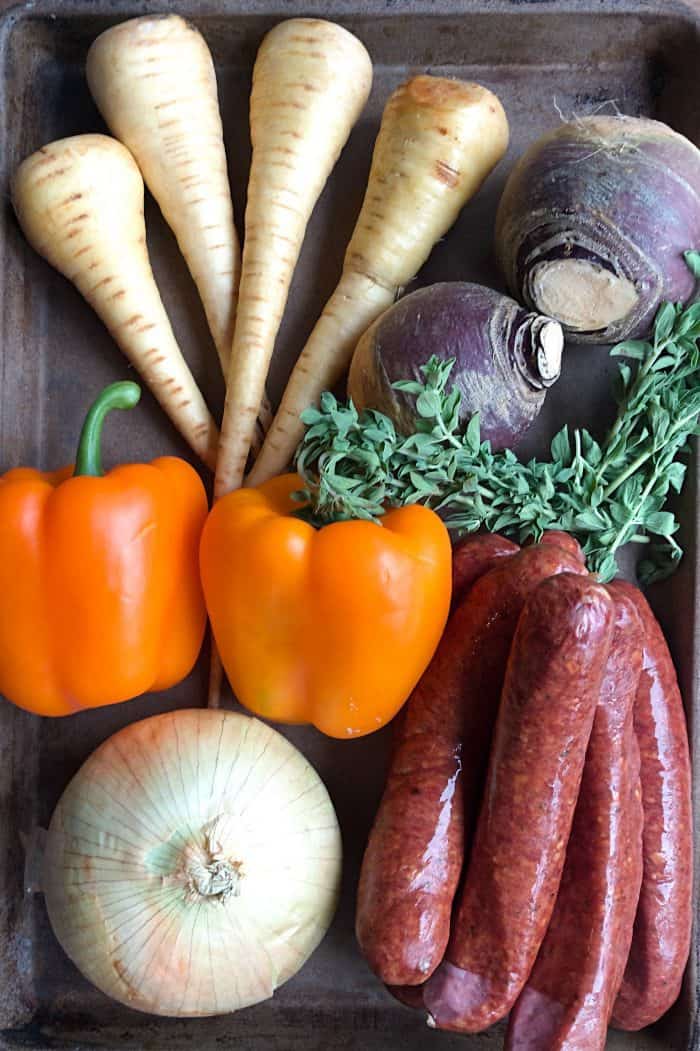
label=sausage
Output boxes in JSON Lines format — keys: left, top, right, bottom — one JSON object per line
{"left": 505, "top": 589, "right": 644, "bottom": 1050}
{"left": 451, "top": 533, "right": 519, "bottom": 610}
{"left": 394, "top": 536, "right": 517, "bottom": 757}
{"left": 355, "top": 545, "right": 586, "bottom": 987}
{"left": 386, "top": 984, "right": 424, "bottom": 1010}
{"left": 384, "top": 531, "right": 521, "bottom": 985}
{"left": 357, "top": 544, "right": 586, "bottom": 987}
{"left": 608, "top": 581, "right": 693, "bottom": 1031}
{"left": 423, "top": 573, "right": 615, "bottom": 1033}
{"left": 536, "top": 531, "right": 585, "bottom": 565}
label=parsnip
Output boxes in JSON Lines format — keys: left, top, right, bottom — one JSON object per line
{"left": 247, "top": 77, "right": 510, "bottom": 486}
{"left": 12, "top": 134, "right": 218, "bottom": 467}
{"left": 86, "top": 15, "right": 239, "bottom": 377}
{"left": 214, "top": 18, "right": 372, "bottom": 498}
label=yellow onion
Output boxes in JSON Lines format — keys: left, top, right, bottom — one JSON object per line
{"left": 42, "top": 709, "right": 342, "bottom": 1016}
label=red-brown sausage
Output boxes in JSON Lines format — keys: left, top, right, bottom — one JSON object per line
{"left": 609, "top": 581, "right": 693, "bottom": 1031}
{"left": 355, "top": 545, "right": 586, "bottom": 988}
{"left": 451, "top": 533, "right": 519, "bottom": 610}
{"left": 537, "top": 531, "right": 586, "bottom": 564}
{"left": 386, "top": 984, "right": 424, "bottom": 1010}
{"left": 505, "top": 590, "right": 644, "bottom": 1050}
{"left": 393, "top": 533, "right": 519, "bottom": 747}
{"left": 386, "top": 531, "right": 521, "bottom": 998}
{"left": 423, "top": 573, "right": 615, "bottom": 1033}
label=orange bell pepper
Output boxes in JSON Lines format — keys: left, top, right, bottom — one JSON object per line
{"left": 0, "top": 381, "right": 208, "bottom": 716}
{"left": 200, "top": 474, "right": 452, "bottom": 739}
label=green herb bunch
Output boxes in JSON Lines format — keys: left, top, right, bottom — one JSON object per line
{"left": 294, "top": 255, "right": 700, "bottom": 584}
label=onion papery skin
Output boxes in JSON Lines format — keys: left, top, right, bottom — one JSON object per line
{"left": 42, "top": 709, "right": 342, "bottom": 1017}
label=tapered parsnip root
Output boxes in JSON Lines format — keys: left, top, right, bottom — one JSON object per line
{"left": 87, "top": 15, "right": 240, "bottom": 376}
{"left": 248, "top": 77, "right": 510, "bottom": 485}
{"left": 12, "top": 134, "right": 218, "bottom": 467}
{"left": 214, "top": 18, "right": 373, "bottom": 499}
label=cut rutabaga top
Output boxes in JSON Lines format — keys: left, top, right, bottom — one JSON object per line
{"left": 42, "top": 709, "right": 342, "bottom": 1017}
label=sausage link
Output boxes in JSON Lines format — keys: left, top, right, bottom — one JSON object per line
{"left": 356, "top": 545, "right": 586, "bottom": 987}
{"left": 505, "top": 589, "right": 644, "bottom": 1050}
{"left": 423, "top": 573, "right": 615, "bottom": 1033}
{"left": 608, "top": 581, "right": 693, "bottom": 1031}
{"left": 386, "top": 984, "right": 424, "bottom": 1010}
{"left": 451, "top": 533, "right": 519, "bottom": 610}
{"left": 393, "top": 532, "right": 519, "bottom": 748}
{"left": 536, "top": 531, "right": 585, "bottom": 565}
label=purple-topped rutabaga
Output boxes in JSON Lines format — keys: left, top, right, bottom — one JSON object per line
{"left": 347, "top": 282, "right": 562, "bottom": 451}
{"left": 495, "top": 115, "right": 700, "bottom": 343}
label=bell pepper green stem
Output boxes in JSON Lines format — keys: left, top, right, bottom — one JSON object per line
{"left": 74, "top": 381, "right": 141, "bottom": 478}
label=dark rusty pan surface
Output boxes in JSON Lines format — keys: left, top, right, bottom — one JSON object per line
{"left": 0, "top": 1, "right": 698, "bottom": 1047}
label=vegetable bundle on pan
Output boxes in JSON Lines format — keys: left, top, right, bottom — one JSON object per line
{"left": 11, "top": 135, "right": 219, "bottom": 467}
{"left": 248, "top": 75, "right": 510, "bottom": 485}
{"left": 495, "top": 115, "right": 700, "bottom": 342}
{"left": 214, "top": 18, "right": 373, "bottom": 498}
{"left": 43, "top": 709, "right": 342, "bottom": 1015}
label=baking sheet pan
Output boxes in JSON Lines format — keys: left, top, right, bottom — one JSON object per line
{"left": 0, "top": 1, "right": 698, "bottom": 1047}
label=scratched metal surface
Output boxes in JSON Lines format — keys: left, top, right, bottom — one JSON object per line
{"left": 0, "top": 1, "right": 698, "bottom": 1048}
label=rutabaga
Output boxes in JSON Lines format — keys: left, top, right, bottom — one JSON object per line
{"left": 495, "top": 115, "right": 700, "bottom": 343}
{"left": 348, "top": 282, "right": 562, "bottom": 450}
{"left": 42, "top": 709, "right": 342, "bottom": 1017}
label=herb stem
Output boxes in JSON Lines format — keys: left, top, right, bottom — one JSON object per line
{"left": 604, "top": 406, "right": 699, "bottom": 500}
{"left": 594, "top": 334, "right": 673, "bottom": 485}
{"left": 606, "top": 462, "right": 663, "bottom": 565}
{"left": 602, "top": 449, "right": 651, "bottom": 500}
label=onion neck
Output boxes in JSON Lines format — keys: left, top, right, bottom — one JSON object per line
{"left": 181, "top": 840, "right": 242, "bottom": 903}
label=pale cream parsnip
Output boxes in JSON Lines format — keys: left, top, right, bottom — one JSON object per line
{"left": 248, "top": 76, "right": 510, "bottom": 485}
{"left": 214, "top": 18, "right": 373, "bottom": 498}
{"left": 87, "top": 15, "right": 275, "bottom": 452}
{"left": 11, "top": 134, "right": 219, "bottom": 467}
{"left": 87, "top": 15, "right": 239, "bottom": 377}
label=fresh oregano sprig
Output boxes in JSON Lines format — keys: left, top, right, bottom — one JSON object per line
{"left": 294, "top": 264, "right": 700, "bottom": 584}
